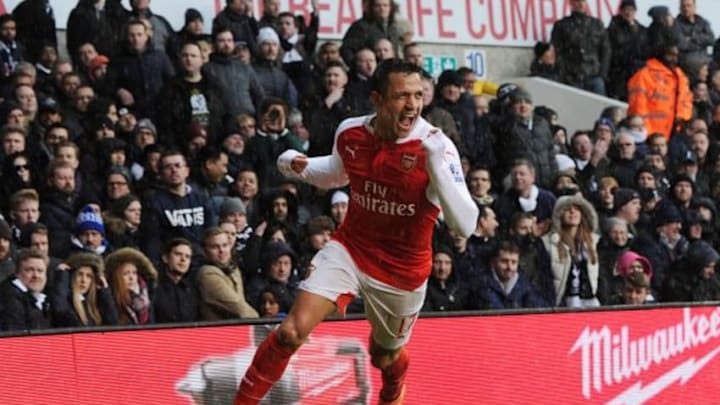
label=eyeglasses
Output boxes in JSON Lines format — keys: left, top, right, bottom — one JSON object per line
{"left": 14, "top": 164, "right": 28, "bottom": 171}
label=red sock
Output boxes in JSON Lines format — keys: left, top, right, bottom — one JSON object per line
{"left": 234, "top": 330, "right": 295, "bottom": 405}
{"left": 380, "top": 348, "right": 409, "bottom": 402}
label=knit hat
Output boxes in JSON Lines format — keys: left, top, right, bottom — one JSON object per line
{"left": 614, "top": 188, "right": 640, "bottom": 210}
{"left": 619, "top": 0, "right": 636, "bottom": 10}
{"left": 185, "top": 8, "right": 203, "bottom": 25}
{"left": 648, "top": 6, "right": 670, "bottom": 21}
{"left": 680, "top": 150, "right": 698, "bottom": 165}
{"left": 263, "top": 241, "right": 295, "bottom": 270}
{"left": 594, "top": 117, "right": 615, "bottom": 133}
{"left": 330, "top": 190, "right": 349, "bottom": 205}
{"left": 0, "top": 219, "right": 10, "bottom": 241}
{"left": 653, "top": 201, "right": 683, "bottom": 228}
{"left": 257, "top": 27, "right": 280, "bottom": 45}
{"left": 88, "top": 55, "right": 110, "bottom": 72}
{"left": 107, "top": 165, "right": 131, "bottom": 184}
{"left": 510, "top": 88, "right": 533, "bottom": 104}
{"left": 220, "top": 197, "right": 246, "bottom": 218}
{"left": 686, "top": 240, "right": 720, "bottom": 270}
{"left": 533, "top": 41, "right": 551, "bottom": 59}
{"left": 136, "top": 118, "right": 157, "bottom": 135}
{"left": 615, "top": 250, "right": 653, "bottom": 279}
{"left": 75, "top": 205, "right": 105, "bottom": 236}
{"left": 496, "top": 83, "right": 518, "bottom": 102}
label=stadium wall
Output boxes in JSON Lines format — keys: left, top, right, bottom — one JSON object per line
{"left": 3, "top": 304, "right": 720, "bottom": 404}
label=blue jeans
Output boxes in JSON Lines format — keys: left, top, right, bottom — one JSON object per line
{"left": 583, "top": 76, "right": 606, "bottom": 96}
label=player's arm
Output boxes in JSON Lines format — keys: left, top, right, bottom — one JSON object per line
{"left": 423, "top": 130, "right": 479, "bottom": 238}
{"left": 277, "top": 137, "right": 349, "bottom": 189}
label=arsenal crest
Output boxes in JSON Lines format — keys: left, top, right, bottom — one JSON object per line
{"left": 400, "top": 153, "right": 417, "bottom": 171}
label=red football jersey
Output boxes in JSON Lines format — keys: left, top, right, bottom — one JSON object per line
{"left": 332, "top": 119, "right": 440, "bottom": 291}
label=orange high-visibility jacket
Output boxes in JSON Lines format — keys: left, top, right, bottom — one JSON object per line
{"left": 627, "top": 58, "right": 692, "bottom": 140}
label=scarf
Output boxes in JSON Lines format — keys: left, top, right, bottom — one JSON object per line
{"left": 518, "top": 185, "right": 539, "bottom": 212}
{"left": 126, "top": 278, "right": 151, "bottom": 324}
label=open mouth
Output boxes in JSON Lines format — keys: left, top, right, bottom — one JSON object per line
{"left": 398, "top": 113, "right": 417, "bottom": 131}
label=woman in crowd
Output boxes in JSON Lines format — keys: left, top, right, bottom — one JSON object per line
{"left": 105, "top": 247, "right": 157, "bottom": 325}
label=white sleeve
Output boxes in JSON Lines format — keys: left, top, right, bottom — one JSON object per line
{"left": 277, "top": 138, "right": 349, "bottom": 190}
{"left": 425, "top": 136, "right": 479, "bottom": 238}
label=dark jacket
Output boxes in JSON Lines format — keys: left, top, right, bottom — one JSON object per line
{"left": 674, "top": 14, "right": 715, "bottom": 59}
{"left": 306, "top": 93, "right": 357, "bottom": 157}
{"left": 212, "top": 7, "right": 259, "bottom": 54}
{"left": 340, "top": 16, "right": 402, "bottom": 65}
{"left": 551, "top": 11, "right": 611, "bottom": 86}
{"left": 156, "top": 75, "right": 228, "bottom": 149}
{"left": 140, "top": 186, "right": 215, "bottom": 265}
{"left": 40, "top": 189, "right": 82, "bottom": 259}
{"left": 474, "top": 268, "right": 548, "bottom": 310}
{"left": 66, "top": 0, "right": 126, "bottom": 65}
{"left": 112, "top": 45, "right": 175, "bottom": 120}
{"left": 203, "top": 53, "right": 265, "bottom": 116}
{"left": 128, "top": 8, "right": 176, "bottom": 54}
{"left": 529, "top": 60, "right": 560, "bottom": 82}
{"left": 606, "top": 15, "right": 647, "bottom": 100}
{"left": 253, "top": 59, "right": 298, "bottom": 108}
{"left": 631, "top": 233, "right": 688, "bottom": 300}
{"left": 494, "top": 115, "right": 558, "bottom": 189}
{"left": 153, "top": 271, "right": 199, "bottom": 323}
{"left": 422, "top": 273, "right": 470, "bottom": 312}
{"left": 50, "top": 268, "right": 118, "bottom": 327}
{"left": 12, "top": 0, "right": 57, "bottom": 62}
{"left": 246, "top": 130, "right": 304, "bottom": 188}
{"left": 0, "top": 276, "right": 50, "bottom": 331}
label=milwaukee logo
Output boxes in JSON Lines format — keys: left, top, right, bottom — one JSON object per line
{"left": 569, "top": 307, "right": 720, "bottom": 402}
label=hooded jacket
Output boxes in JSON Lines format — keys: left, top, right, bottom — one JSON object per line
{"left": 542, "top": 195, "right": 600, "bottom": 305}
{"left": 104, "top": 247, "right": 158, "bottom": 324}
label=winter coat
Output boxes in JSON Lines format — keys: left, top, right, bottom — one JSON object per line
{"left": 128, "top": 8, "right": 176, "bottom": 54}
{"left": 66, "top": 0, "right": 126, "bottom": 65}
{"left": 494, "top": 187, "right": 557, "bottom": 229}
{"left": 198, "top": 262, "right": 259, "bottom": 321}
{"left": 422, "top": 104, "right": 464, "bottom": 157}
{"left": 494, "top": 114, "right": 558, "bottom": 189}
{"left": 153, "top": 270, "right": 199, "bottom": 323}
{"left": 606, "top": 15, "right": 647, "bottom": 100}
{"left": 140, "top": 186, "right": 215, "bottom": 265}
{"left": 340, "top": 16, "right": 402, "bottom": 65}
{"left": 674, "top": 14, "right": 715, "bottom": 60}
{"left": 551, "top": 11, "right": 611, "bottom": 86}
{"left": 542, "top": 195, "right": 601, "bottom": 305}
{"left": 306, "top": 93, "right": 357, "bottom": 157}
{"left": 104, "top": 247, "right": 158, "bottom": 325}
{"left": 50, "top": 253, "right": 118, "bottom": 327}
{"left": 252, "top": 59, "right": 298, "bottom": 108}
{"left": 40, "top": 190, "right": 82, "bottom": 259}
{"left": 246, "top": 130, "right": 304, "bottom": 188}
{"left": 156, "top": 75, "right": 229, "bottom": 149}
{"left": 631, "top": 233, "right": 688, "bottom": 300}
{"left": 203, "top": 53, "right": 265, "bottom": 116}
{"left": 12, "top": 0, "right": 56, "bottom": 62}
{"left": 423, "top": 274, "right": 470, "bottom": 312}
{"left": 212, "top": 7, "right": 259, "bottom": 55}
{"left": 0, "top": 276, "right": 50, "bottom": 331}
{"left": 474, "top": 268, "right": 548, "bottom": 310}
{"left": 112, "top": 45, "right": 175, "bottom": 120}
{"left": 627, "top": 58, "right": 693, "bottom": 140}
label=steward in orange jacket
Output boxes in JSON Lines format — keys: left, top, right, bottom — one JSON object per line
{"left": 627, "top": 40, "right": 692, "bottom": 140}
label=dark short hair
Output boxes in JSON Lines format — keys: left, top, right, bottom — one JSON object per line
{"left": 0, "top": 14, "right": 15, "bottom": 27}
{"left": 492, "top": 240, "right": 521, "bottom": 259}
{"left": 369, "top": 59, "right": 424, "bottom": 96}
{"left": 197, "top": 145, "right": 227, "bottom": 164}
{"left": 15, "top": 248, "right": 48, "bottom": 272}
{"left": 163, "top": 238, "right": 192, "bottom": 255}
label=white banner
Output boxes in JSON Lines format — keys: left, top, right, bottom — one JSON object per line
{"left": 2, "top": 0, "right": 719, "bottom": 47}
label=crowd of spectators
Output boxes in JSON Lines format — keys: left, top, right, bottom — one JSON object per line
{"left": 0, "top": 0, "right": 719, "bottom": 333}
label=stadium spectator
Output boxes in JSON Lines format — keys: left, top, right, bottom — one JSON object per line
{"left": 402, "top": 42, "right": 422, "bottom": 68}
{"left": 419, "top": 71, "right": 462, "bottom": 154}
{"left": 0, "top": 220, "right": 13, "bottom": 282}
{"left": 422, "top": 245, "right": 469, "bottom": 312}
{"left": 550, "top": 0, "right": 610, "bottom": 95}
{"left": 105, "top": 247, "right": 157, "bottom": 325}
{"left": 204, "top": 25, "right": 265, "bottom": 117}
{"left": 12, "top": 0, "right": 56, "bottom": 63}
{"left": 167, "top": 8, "right": 209, "bottom": 67}
{"left": 246, "top": 241, "right": 299, "bottom": 313}
{"left": 254, "top": 27, "right": 297, "bottom": 108}
{"left": 0, "top": 248, "right": 50, "bottom": 330}
{"left": 70, "top": 204, "right": 110, "bottom": 256}
{"left": 474, "top": 240, "right": 548, "bottom": 310}
{"left": 508, "top": 212, "right": 554, "bottom": 304}
{"left": 66, "top": 0, "right": 126, "bottom": 66}
{"left": 277, "top": 9, "right": 319, "bottom": 103}
{"left": 529, "top": 41, "right": 559, "bottom": 82}
{"left": 305, "top": 62, "right": 355, "bottom": 157}
{"left": 153, "top": 238, "right": 198, "bottom": 323}
{"left": 50, "top": 252, "right": 117, "bottom": 327}
{"left": 494, "top": 159, "right": 556, "bottom": 230}
{"left": 112, "top": 18, "right": 174, "bottom": 120}
{"left": 344, "top": 48, "right": 376, "bottom": 116}
{"left": 157, "top": 42, "right": 228, "bottom": 150}
{"left": 212, "top": 0, "right": 259, "bottom": 56}
{"left": 0, "top": 14, "right": 26, "bottom": 82}
{"left": 127, "top": 0, "right": 176, "bottom": 54}
{"left": 103, "top": 194, "right": 142, "bottom": 250}
{"left": 543, "top": 194, "right": 601, "bottom": 308}
{"left": 40, "top": 161, "right": 82, "bottom": 259}
{"left": 139, "top": 149, "right": 214, "bottom": 264}
{"left": 340, "top": 0, "right": 401, "bottom": 66}
{"left": 674, "top": 0, "right": 714, "bottom": 62}
{"left": 663, "top": 240, "right": 720, "bottom": 302}
{"left": 606, "top": 0, "right": 646, "bottom": 100}
{"left": 610, "top": 271, "right": 653, "bottom": 305}
{"left": 198, "top": 227, "right": 258, "bottom": 320}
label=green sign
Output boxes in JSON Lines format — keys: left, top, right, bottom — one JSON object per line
{"left": 423, "top": 55, "right": 458, "bottom": 77}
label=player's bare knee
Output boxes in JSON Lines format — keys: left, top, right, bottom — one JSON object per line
{"left": 277, "top": 321, "right": 306, "bottom": 350}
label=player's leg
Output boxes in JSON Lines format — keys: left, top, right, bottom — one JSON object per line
{"left": 234, "top": 290, "right": 335, "bottom": 405}
{"left": 235, "top": 240, "right": 361, "bottom": 405}
{"left": 361, "top": 275, "right": 426, "bottom": 404}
